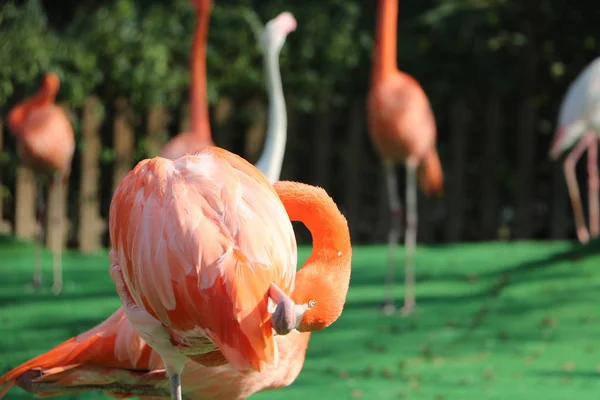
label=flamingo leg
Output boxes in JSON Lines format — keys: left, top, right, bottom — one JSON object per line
{"left": 32, "top": 177, "right": 45, "bottom": 288}
{"left": 50, "top": 172, "right": 63, "bottom": 294}
{"left": 383, "top": 162, "right": 401, "bottom": 315}
{"left": 400, "top": 162, "right": 418, "bottom": 316}
{"left": 588, "top": 136, "right": 599, "bottom": 239}
{"left": 564, "top": 132, "right": 595, "bottom": 244}
{"left": 166, "top": 364, "right": 183, "bottom": 400}
{"left": 110, "top": 262, "right": 187, "bottom": 400}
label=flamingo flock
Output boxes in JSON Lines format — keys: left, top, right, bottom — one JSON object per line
{"left": 1, "top": 0, "right": 598, "bottom": 398}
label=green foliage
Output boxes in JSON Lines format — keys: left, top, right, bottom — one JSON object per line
{"left": 0, "top": 0, "right": 99, "bottom": 106}
{"left": 66, "top": 0, "right": 191, "bottom": 108}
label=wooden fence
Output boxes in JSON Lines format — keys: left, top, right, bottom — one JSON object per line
{"left": 0, "top": 93, "right": 577, "bottom": 253}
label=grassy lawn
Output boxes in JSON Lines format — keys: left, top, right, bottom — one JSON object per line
{"left": 2, "top": 235, "right": 600, "bottom": 399}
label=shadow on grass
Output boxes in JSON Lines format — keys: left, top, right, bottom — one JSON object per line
{"left": 534, "top": 370, "right": 600, "bottom": 379}
{"left": 473, "top": 238, "right": 600, "bottom": 280}
{"left": 0, "top": 290, "right": 119, "bottom": 307}
{"left": 349, "top": 238, "right": 600, "bottom": 289}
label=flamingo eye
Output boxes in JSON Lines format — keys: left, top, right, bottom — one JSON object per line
{"left": 308, "top": 300, "right": 317, "bottom": 308}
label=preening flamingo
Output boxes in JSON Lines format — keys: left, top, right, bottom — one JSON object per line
{"left": 160, "top": 0, "right": 214, "bottom": 159}
{"left": 244, "top": 11, "right": 297, "bottom": 182}
{"left": 549, "top": 56, "right": 600, "bottom": 244}
{"left": 0, "top": 181, "right": 352, "bottom": 400}
{"left": 6, "top": 72, "right": 75, "bottom": 295}
{"left": 107, "top": 147, "right": 348, "bottom": 400}
{"left": 367, "top": 0, "right": 443, "bottom": 316}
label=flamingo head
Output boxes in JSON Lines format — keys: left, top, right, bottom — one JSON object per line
{"left": 270, "top": 254, "right": 350, "bottom": 335}
{"left": 42, "top": 73, "right": 60, "bottom": 94}
{"left": 261, "top": 12, "right": 297, "bottom": 54}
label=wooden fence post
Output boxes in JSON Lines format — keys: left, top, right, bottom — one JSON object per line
{"left": 481, "top": 94, "right": 503, "bottom": 239}
{"left": 0, "top": 120, "right": 12, "bottom": 234}
{"left": 313, "top": 95, "right": 334, "bottom": 190}
{"left": 514, "top": 16, "right": 539, "bottom": 239}
{"left": 213, "top": 97, "right": 235, "bottom": 149}
{"left": 550, "top": 163, "right": 569, "bottom": 239}
{"left": 344, "top": 100, "right": 365, "bottom": 242}
{"left": 45, "top": 103, "right": 73, "bottom": 250}
{"left": 45, "top": 176, "right": 69, "bottom": 250}
{"left": 445, "top": 98, "right": 469, "bottom": 242}
{"left": 78, "top": 96, "right": 105, "bottom": 253}
{"left": 179, "top": 103, "right": 190, "bottom": 134}
{"left": 280, "top": 105, "right": 298, "bottom": 181}
{"left": 112, "top": 97, "right": 135, "bottom": 194}
{"left": 147, "top": 104, "right": 169, "bottom": 157}
{"left": 14, "top": 166, "right": 38, "bottom": 241}
{"left": 515, "top": 98, "right": 537, "bottom": 239}
{"left": 243, "top": 97, "right": 267, "bottom": 163}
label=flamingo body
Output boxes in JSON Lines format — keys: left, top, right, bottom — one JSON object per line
{"left": 10, "top": 104, "right": 74, "bottom": 177}
{"left": 550, "top": 57, "right": 600, "bottom": 158}
{"left": 159, "top": 134, "right": 213, "bottom": 161}
{"left": 367, "top": 72, "right": 436, "bottom": 164}
{"left": 109, "top": 147, "right": 297, "bottom": 376}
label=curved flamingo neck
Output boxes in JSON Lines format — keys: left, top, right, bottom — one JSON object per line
{"left": 189, "top": 1, "right": 212, "bottom": 142}
{"left": 273, "top": 181, "right": 351, "bottom": 301}
{"left": 372, "top": 0, "right": 399, "bottom": 82}
{"left": 254, "top": 40, "right": 287, "bottom": 183}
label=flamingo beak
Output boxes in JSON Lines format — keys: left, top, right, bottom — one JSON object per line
{"left": 268, "top": 283, "right": 306, "bottom": 335}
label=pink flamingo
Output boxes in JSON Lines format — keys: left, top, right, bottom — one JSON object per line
{"left": 0, "top": 180, "right": 352, "bottom": 400}
{"left": 105, "top": 146, "right": 349, "bottom": 400}
{"left": 7, "top": 72, "right": 75, "bottom": 294}
{"left": 367, "top": 0, "right": 444, "bottom": 315}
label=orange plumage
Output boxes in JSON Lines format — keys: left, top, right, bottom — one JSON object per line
{"left": 109, "top": 147, "right": 297, "bottom": 378}
{"left": 7, "top": 73, "right": 74, "bottom": 178}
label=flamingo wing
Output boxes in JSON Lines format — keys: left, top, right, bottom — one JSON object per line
{"left": 0, "top": 308, "right": 162, "bottom": 399}
{"left": 109, "top": 147, "right": 297, "bottom": 372}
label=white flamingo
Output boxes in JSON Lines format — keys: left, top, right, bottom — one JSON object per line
{"left": 244, "top": 11, "right": 296, "bottom": 183}
{"left": 549, "top": 57, "right": 600, "bottom": 244}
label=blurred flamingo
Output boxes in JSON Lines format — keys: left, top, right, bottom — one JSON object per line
{"left": 367, "top": 0, "right": 443, "bottom": 316}
{"left": 6, "top": 72, "right": 75, "bottom": 294}
{"left": 243, "top": 11, "right": 296, "bottom": 182}
{"left": 0, "top": 180, "right": 352, "bottom": 400}
{"left": 163, "top": 2, "right": 295, "bottom": 184}
{"left": 549, "top": 57, "right": 600, "bottom": 244}
{"left": 160, "top": 0, "right": 214, "bottom": 159}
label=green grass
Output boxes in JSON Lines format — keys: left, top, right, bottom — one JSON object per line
{"left": 2, "top": 235, "right": 600, "bottom": 399}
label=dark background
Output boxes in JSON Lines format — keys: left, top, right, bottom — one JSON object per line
{"left": 1, "top": 0, "right": 599, "bottom": 245}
